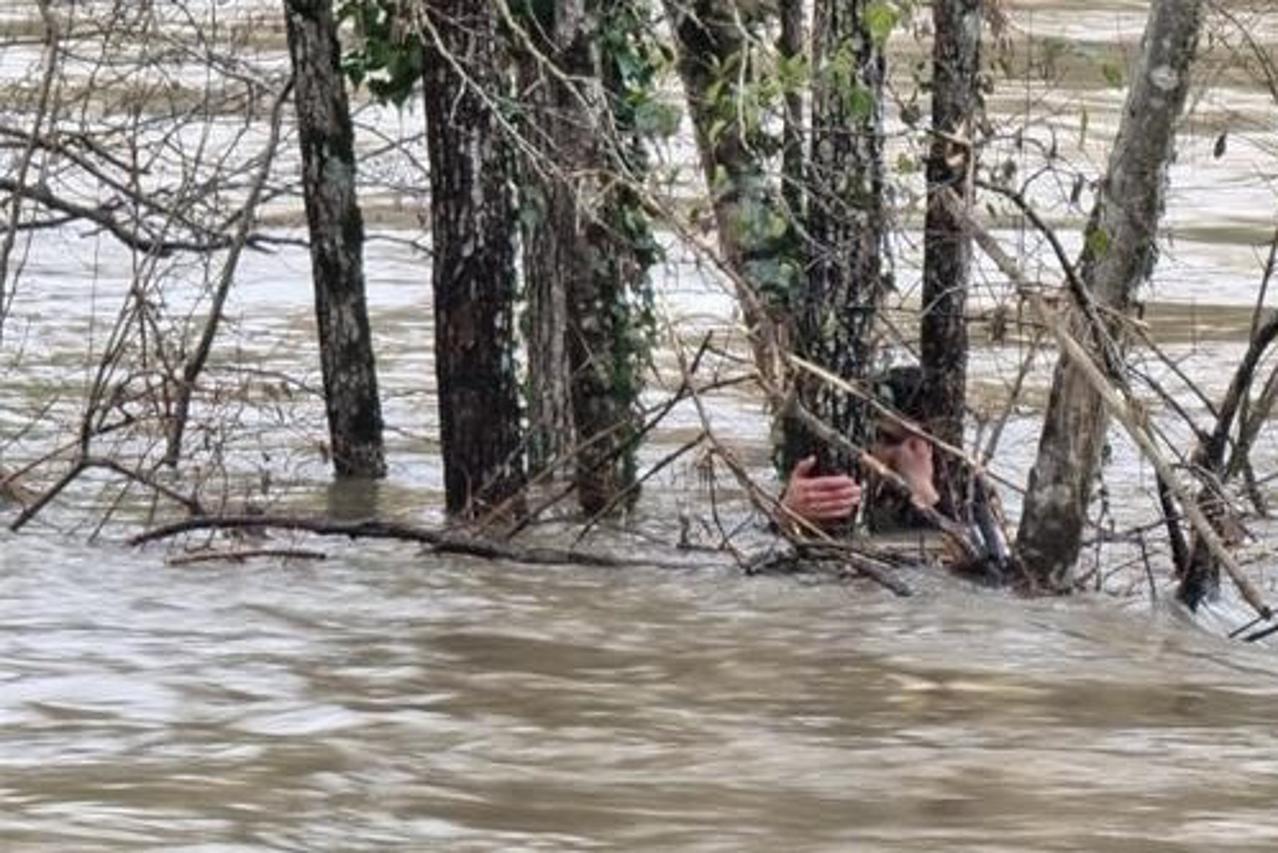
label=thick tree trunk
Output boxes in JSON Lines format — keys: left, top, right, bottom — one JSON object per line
{"left": 921, "top": 0, "right": 981, "bottom": 507}
{"left": 1014, "top": 0, "right": 1205, "bottom": 587}
{"left": 422, "top": 0, "right": 526, "bottom": 516}
{"left": 283, "top": 0, "right": 387, "bottom": 478}
{"left": 788, "top": 0, "right": 889, "bottom": 476}
{"left": 662, "top": 0, "right": 795, "bottom": 380}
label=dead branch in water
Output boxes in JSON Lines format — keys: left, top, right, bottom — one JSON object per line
{"left": 164, "top": 77, "right": 294, "bottom": 467}
{"left": 130, "top": 513, "right": 708, "bottom": 572}
{"left": 168, "top": 548, "right": 328, "bottom": 566}
{"left": 9, "top": 455, "right": 205, "bottom": 532}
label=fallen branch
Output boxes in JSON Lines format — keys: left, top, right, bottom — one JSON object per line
{"left": 168, "top": 548, "right": 328, "bottom": 566}
{"left": 129, "top": 513, "right": 703, "bottom": 571}
{"left": 745, "top": 543, "right": 915, "bottom": 597}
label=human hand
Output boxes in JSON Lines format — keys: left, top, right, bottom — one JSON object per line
{"left": 877, "top": 437, "right": 939, "bottom": 509}
{"left": 781, "top": 455, "right": 862, "bottom": 524}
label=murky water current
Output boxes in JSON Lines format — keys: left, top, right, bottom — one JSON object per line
{"left": 5, "top": 0, "right": 1278, "bottom": 849}
{"left": 5, "top": 527, "right": 1278, "bottom": 851}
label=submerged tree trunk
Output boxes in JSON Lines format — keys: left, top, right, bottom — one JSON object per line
{"left": 283, "top": 0, "right": 387, "bottom": 478}
{"left": 789, "top": 0, "right": 890, "bottom": 476}
{"left": 1014, "top": 0, "right": 1205, "bottom": 587}
{"left": 422, "top": 0, "right": 525, "bottom": 516}
{"left": 1179, "top": 311, "right": 1278, "bottom": 608}
{"left": 662, "top": 0, "right": 796, "bottom": 381}
{"left": 921, "top": 0, "right": 981, "bottom": 506}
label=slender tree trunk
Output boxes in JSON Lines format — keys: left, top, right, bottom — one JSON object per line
{"left": 662, "top": 0, "right": 796, "bottom": 380}
{"left": 1179, "top": 311, "right": 1278, "bottom": 608}
{"left": 788, "top": 0, "right": 889, "bottom": 476}
{"left": 515, "top": 54, "right": 574, "bottom": 478}
{"left": 422, "top": 0, "right": 526, "bottom": 515}
{"left": 1014, "top": 0, "right": 1205, "bottom": 587}
{"left": 779, "top": 0, "right": 806, "bottom": 223}
{"left": 557, "top": 0, "right": 647, "bottom": 515}
{"left": 512, "top": 0, "right": 649, "bottom": 514}
{"left": 921, "top": 0, "right": 981, "bottom": 507}
{"left": 283, "top": 0, "right": 387, "bottom": 478}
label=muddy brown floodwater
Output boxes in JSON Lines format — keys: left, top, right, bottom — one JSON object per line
{"left": 4, "top": 0, "right": 1278, "bottom": 849}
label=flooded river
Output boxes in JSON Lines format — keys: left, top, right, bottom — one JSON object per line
{"left": 4, "top": 0, "right": 1278, "bottom": 849}
{"left": 5, "top": 527, "right": 1278, "bottom": 850}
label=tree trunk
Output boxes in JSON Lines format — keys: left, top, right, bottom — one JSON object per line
{"left": 559, "top": 0, "right": 648, "bottom": 515}
{"left": 512, "top": 0, "right": 650, "bottom": 514}
{"left": 921, "top": 0, "right": 981, "bottom": 508}
{"left": 515, "top": 53, "right": 574, "bottom": 479}
{"left": 788, "top": 0, "right": 890, "bottom": 476}
{"left": 779, "top": 0, "right": 806, "bottom": 224}
{"left": 283, "top": 0, "right": 387, "bottom": 479}
{"left": 662, "top": 0, "right": 796, "bottom": 380}
{"left": 1179, "top": 311, "right": 1278, "bottom": 608}
{"left": 1014, "top": 0, "right": 1205, "bottom": 587}
{"left": 422, "top": 0, "right": 526, "bottom": 516}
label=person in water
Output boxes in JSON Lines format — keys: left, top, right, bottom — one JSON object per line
{"left": 780, "top": 365, "right": 1016, "bottom": 581}
{"left": 780, "top": 365, "right": 942, "bottom": 528}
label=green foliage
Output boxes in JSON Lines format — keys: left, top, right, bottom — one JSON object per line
{"left": 823, "top": 41, "right": 878, "bottom": 122}
{"left": 702, "top": 42, "right": 811, "bottom": 159}
{"left": 337, "top": 0, "right": 423, "bottom": 106}
{"left": 1085, "top": 225, "right": 1111, "bottom": 259}
{"left": 594, "top": 0, "right": 665, "bottom": 453}
{"left": 600, "top": 0, "right": 673, "bottom": 140}
{"left": 865, "top": 0, "right": 900, "bottom": 48}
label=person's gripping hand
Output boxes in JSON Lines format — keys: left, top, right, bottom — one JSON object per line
{"left": 781, "top": 455, "right": 862, "bottom": 524}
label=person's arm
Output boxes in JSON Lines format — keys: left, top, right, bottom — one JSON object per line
{"left": 781, "top": 455, "right": 863, "bottom": 524}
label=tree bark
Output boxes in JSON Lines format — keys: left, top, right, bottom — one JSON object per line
{"left": 662, "top": 0, "right": 795, "bottom": 381}
{"left": 422, "top": 0, "right": 526, "bottom": 516}
{"left": 512, "top": 0, "right": 649, "bottom": 514}
{"left": 283, "top": 0, "right": 387, "bottom": 479}
{"left": 788, "top": 0, "right": 890, "bottom": 476}
{"left": 1014, "top": 0, "right": 1205, "bottom": 587}
{"left": 921, "top": 0, "right": 981, "bottom": 506}
{"left": 779, "top": 0, "right": 806, "bottom": 223}
{"left": 559, "top": 0, "right": 646, "bottom": 515}
{"left": 515, "top": 48, "right": 574, "bottom": 479}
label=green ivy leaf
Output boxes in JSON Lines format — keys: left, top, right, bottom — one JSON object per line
{"left": 1085, "top": 226, "right": 1111, "bottom": 258}
{"left": 866, "top": 1, "right": 900, "bottom": 48}
{"left": 847, "top": 85, "right": 874, "bottom": 121}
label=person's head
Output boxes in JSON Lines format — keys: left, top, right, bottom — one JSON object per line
{"left": 869, "top": 365, "right": 925, "bottom": 439}
{"left": 867, "top": 365, "right": 934, "bottom": 481}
